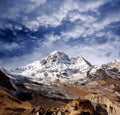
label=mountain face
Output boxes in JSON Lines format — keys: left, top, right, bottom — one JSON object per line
{"left": 0, "top": 51, "right": 120, "bottom": 115}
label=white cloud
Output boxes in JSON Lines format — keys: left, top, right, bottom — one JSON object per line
{"left": 0, "top": 0, "right": 47, "bottom": 19}
{"left": 93, "top": 1, "right": 120, "bottom": 29}
{"left": 77, "top": 0, "right": 106, "bottom": 11}
{"left": 61, "top": 25, "right": 85, "bottom": 40}
{"left": 95, "top": 32, "right": 105, "bottom": 37}
{"left": 0, "top": 0, "right": 109, "bottom": 31}
{"left": 94, "top": 15, "right": 120, "bottom": 29}
{"left": 20, "top": 0, "right": 106, "bottom": 30}
{"left": 61, "top": 0, "right": 105, "bottom": 13}
{"left": 43, "top": 34, "right": 61, "bottom": 47}
{"left": 0, "top": 0, "right": 116, "bottom": 31}
{"left": 0, "top": 42, "right": 22, "bottom": 51}
{"left": 25, "top": 21, "right": 40, "bottom": 31}
{"left": 30, "top": 0, "right": 46, "bottom": 6}
{"left": 37, "top": 15, "right": 61, "bottom": 27}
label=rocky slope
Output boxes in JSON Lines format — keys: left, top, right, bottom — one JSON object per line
{"left": 0, "top": 51, "right": 120, "bottom": 115}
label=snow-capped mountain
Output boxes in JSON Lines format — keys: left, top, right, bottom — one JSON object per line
{"left": 10, "top": 51, "right": 91, "bottom": 84}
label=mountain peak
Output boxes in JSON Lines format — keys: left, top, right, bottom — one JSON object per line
{"left": 49, "top": 51, "right": 64, "bottom": 55}
{"left": 49, "top": 51, "right": 67, "bottom": 57}
{"left": 47, "top": 51, "right": 69, "bottom": 63}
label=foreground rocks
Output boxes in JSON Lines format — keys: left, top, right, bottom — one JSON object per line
{"left": 32, "top": 98, "right": 113, "bottom": 115}
{"left": 33, "top": 99, "right": 94, "bottom": 115}
{"left": 0, "top": 88, "right": 115, "bottom": 115}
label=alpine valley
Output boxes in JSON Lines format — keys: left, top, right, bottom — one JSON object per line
{"left": 0, "top": 51, "right": 120, "bottom": 115}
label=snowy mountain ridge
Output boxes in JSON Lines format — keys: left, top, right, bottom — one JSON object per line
{"left": 9, "top": 51, "right": 92, "bottom": 84}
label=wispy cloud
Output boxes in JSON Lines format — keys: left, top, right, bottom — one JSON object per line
{"left": 0, "top": 42, "right": 23, "bottom": 51}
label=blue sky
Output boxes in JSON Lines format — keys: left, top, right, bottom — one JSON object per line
{"left": 0, "top": 0, "right": 120, "bottom": 68}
